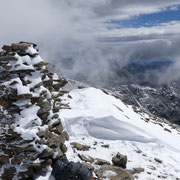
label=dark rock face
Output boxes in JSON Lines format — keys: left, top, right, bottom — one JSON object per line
{"left": 111, "top": 83, "right": 180, "bottom": 125}
{"left": 0, "top": 42, "right": 69, "bottom": 179}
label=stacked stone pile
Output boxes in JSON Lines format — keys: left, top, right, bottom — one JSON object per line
{"left": 0, "top": 42, "right": 69, "bottom": 179}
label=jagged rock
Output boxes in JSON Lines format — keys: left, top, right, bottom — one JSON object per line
{"left": 70, "top": 142, "right": 90, "bottom": 151}
{"left": 95, "top": 165, "right": 134, "bottom": 180}
{"left": 95, "top": 158, "right": 111, "bottom": 166}
{"left": 112, "top": 152, "right": 127, "bottom": 169}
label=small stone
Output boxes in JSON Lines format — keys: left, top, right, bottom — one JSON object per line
{"left": 95, "top": 158, "right": 111, "bottom": 166}
{"left": 3, "top": 64, "right": 12, "bottom": 70}
{"left": 22, "top": 162, "right": 41, "bottom": 168}
{"left": 70, "top": 142, "right": 90, "bottom": 151}
{"left": 40, "top": 112, "right": 49, "bottom": 124}
{"left": 37, "top": 101, "right": 51, "bottom": 116}
{"left": 147, "top": 165, "right": 156, "bottom": 170}
{"left": 11, "top": 42, "right": 30, "bottom": 51}
{"left": 31, "top": 97, "right": 44, "bottom": 103}
{"left": 112, "top": 152, "right": 127, "bottom": 169}
{"left": 0, "top": 56, "right": 17, "bottom": 61}
{"left": 81, "top": 162, "right": 94, "bottom": 171}
{"left": 133, "top": 168, "right": 145, "bottom": 174}
{"left": 78, "top": 86, "right": 85, "bottom": 89}
{"left": 51, "top": 119, "right": 61, "bottom": 128}
{"left": 2, "top": 45, "right": 12, "bottom": 52}
{"left": 41, "top": 159, "right": 52, "bottom": 168}
{"left": 61, "top": 144, "right": 68, "bottom": 153}
{"left": 11, "top": 157, "right": 22, "bottom": 164}
{"left": 154, "top": 158, "right": 163, "bottom": 163}
{"left": 39, "top": 148, "right": 54, "bottom": 158}
{"left": 0, "top": 156, "right": 9, "bottom": 165}
{"left": 52, "top": 114, "right": 59, "bottom": 119}
{"left": 0, "top": 98, "right": 10, "bottom": 108}
{"left": 62, "top": 131, "right": 69, "bottom": 141}
{"left": 136, "top": 150, "right": 142, "bottom": 154}
{"left": 101, "top": 144, "right": 109, "bottom": 148}
{"left": 56, "top": 147, "right": 64, "bottom": 158}
{"left": 68, "top": 94, "right": 72, "bottom": 99}
{"left": 78, "top": 154, "right": 94, "bottom": 163}
{"left": 164, "top": 128, "right": 172, "bottom": 133}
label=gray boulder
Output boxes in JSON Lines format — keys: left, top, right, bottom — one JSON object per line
{"left": 112, "top": 152, "right": 127, "bottom": 169}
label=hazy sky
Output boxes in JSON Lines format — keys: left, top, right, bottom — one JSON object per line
{"left": 1, "top": 0, "right": 180, "bottom": 84}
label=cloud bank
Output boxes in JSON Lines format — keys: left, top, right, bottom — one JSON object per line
{"left": 1, "top": 0, "right": 180, "bottom": 85}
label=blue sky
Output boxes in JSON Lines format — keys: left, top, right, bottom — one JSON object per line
{"left": 107, "top": 5, "right": 180, "bottom": 28}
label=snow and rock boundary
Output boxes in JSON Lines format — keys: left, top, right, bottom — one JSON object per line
{"left": 60, "top": 87, "right": 180, "bottom": 180}
{"left": 0, "top": 42, "right": 69, "bottom": 179}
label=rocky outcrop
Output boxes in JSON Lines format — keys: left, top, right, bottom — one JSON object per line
{"left": 0, "top": 42, "right": 69, "bottom": 179}
{"left": 111, "top": 83, "right": 180, "bottom": 125}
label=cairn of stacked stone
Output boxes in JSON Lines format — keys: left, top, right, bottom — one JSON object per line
{"left": 0, "top": 42, "right": 69, "bottom": 179}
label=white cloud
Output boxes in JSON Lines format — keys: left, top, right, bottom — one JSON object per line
{"left": 99, "top": 21, "right": 180, "bottom": 43}
{"left": 1, "top": 0, "right": 180, "bottom": 84}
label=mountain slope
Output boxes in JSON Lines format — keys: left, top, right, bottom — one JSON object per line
{"left": 59, "top": 87, "right": 180, "bottom": 180}
{"left": 1, "top": 43, "right": 180, "bottom": 180}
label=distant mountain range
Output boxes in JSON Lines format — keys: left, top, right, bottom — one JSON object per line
{"left": 108, "top": 59, "right": 180, "bottom": 125}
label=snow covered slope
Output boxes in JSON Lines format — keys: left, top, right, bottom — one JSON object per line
{"left": 60, "top": 87, "right": 180, "bottom": 180}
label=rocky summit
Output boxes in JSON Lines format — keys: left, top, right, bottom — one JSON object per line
{"left": 0, "top": 42, "right": 69, "bottom": 179}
